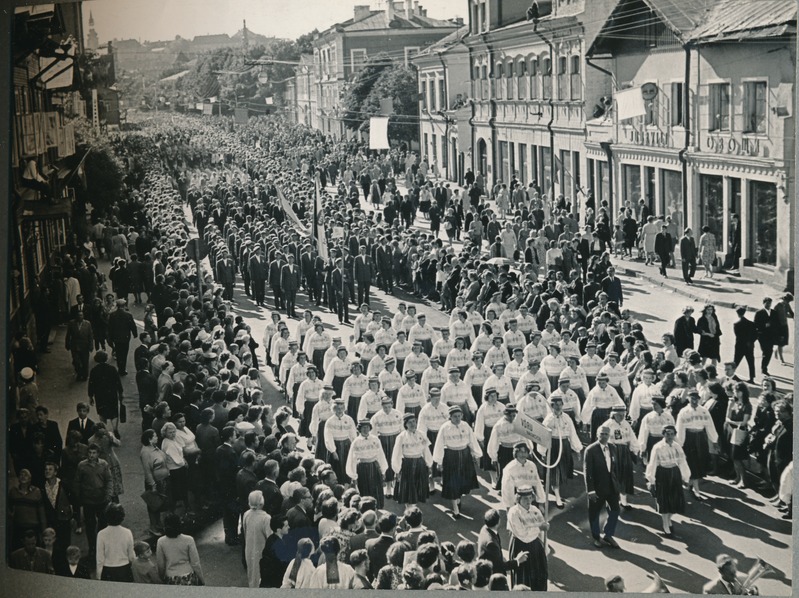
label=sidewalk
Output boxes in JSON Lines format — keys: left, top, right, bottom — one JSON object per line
{"left": 616, "top": 255, "right": 786, "bottom": 313}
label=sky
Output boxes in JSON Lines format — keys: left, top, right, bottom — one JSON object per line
{"left": 85, "top": 0, "right": 465, "bottom": 43}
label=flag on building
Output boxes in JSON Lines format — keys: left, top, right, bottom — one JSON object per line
{"left": 314, "top": 174, "right": 329, "bottom": 261}
{"left": 615, "top": 87, "right": 646, "bottom": 121}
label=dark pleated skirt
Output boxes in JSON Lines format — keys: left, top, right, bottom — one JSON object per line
{"left": 356, "top": 461, "right": 384, "bottom": 509}
{"left": 379, "top": 433, "right": 399, "bottom": 482}
{"left": 590, "top": 407, "right": 612, "bottom": 442}
{"left": 644, "top": 434, "right": 662, "bottom": 460}
{"left": 615, "top": 443, "right": 635, "bottom": 495}
{"left": 100, "top": 563, "right": 134, "bottom": 582}
{"left": 385, "top": 388, "right": 399, "bottom": 403}
{"left": 332, "top": 375, "right": 347, "bottom": 399}
{"left": 633, "top": 407, "right": 652, "bottom": 435}
{"left": 458, "top": 365, "right": 469, "bottom": 378}
{"left": 427, "top": 429, "right": 441, "bottom": 476}
{"left": 315, "top": 419, "right": 331, "bottom": 461}
{"left": 396, "top": 358, "right": 405, "bottom": 375}
{"left": 471, "top": 385, "right": 483, "bottom": 409}
{"left": 312, "top": 348, "right": 326, "bottom": 378}
{"left": 333, "top": 438, "right": 353, "bottom": 483}
{"left": 479, "top": 425, "right": 495, "bottom": 470}
{"left": 360, "top": 359, "right": 371, "bottom": 373}
{"left": 403, "top": 404, "right": 421, "bottom": 418}
{"left": 655, "top": 465, "right": 685, "bottom": 514}
{"left": 347, "top": 393, "right": 363, "bottom": 420}
{"left": 395, "top": 456, "right": 430, "bottom": 504}
{"left": 420, "top": 338, "right": 433, "bottom": 357}
{"left": 509, "top": 536, "right": 547, "bottom": 591}
{"left": 300, "top": 401, "right": 318, "bottom": 437}
{"left": 683, "top": 429, "right": 711, "bottom": 479}
{"left": 549, "top": 437, "right": 575, "bottom": 487}
{"left": 441, "top": 447, "right": 479, "bottom": 500}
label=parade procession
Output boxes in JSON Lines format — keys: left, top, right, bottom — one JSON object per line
{"left": 5, "top": 0, "right": 795, "bottom": 595}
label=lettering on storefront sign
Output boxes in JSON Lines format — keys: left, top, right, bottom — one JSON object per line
{"left": 624, "top": 128, "right": 670, "bottom": 147}
{"left": 706, "top": 135, "right": 760, "bottom": 157}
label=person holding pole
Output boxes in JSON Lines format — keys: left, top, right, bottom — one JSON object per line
{"left": 542, "top": 395, "right": 583, "bottom": 509}
{"left": 507, "top": 486, "right": 549, "bottom": 590}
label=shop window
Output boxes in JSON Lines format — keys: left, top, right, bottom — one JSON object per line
{"left": 700, "top": 175, "right": 724, "bottom": 239}
{"left": 709, "top": 83, "right": 730, "bottom": 131}
{"left": 743, "top": 81, "right": 767, "bottom": 134}
{"left": 623, "top": 165, "right": 641, "bottom": 205}
{"left": 750, "top": 181, "right": 777, "bottom": 265}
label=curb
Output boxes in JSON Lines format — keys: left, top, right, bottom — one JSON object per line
{"left": 620, "top": 267, "right": 749, "bottom": 311}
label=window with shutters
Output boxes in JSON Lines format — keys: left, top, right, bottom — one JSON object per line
{"left": 529, "top": 59, "right": 539, "bottom": 99}
{"left": 506, "top": 63, "right": 515, "bottom": 100}
{"left": 517, "top": 61, "right": 527, "bottom": 99}
{"left": 438, "top": 78, "right": 446, "bottom": 111}
{"left": 709, "top": 83, "right": 730, "bottom": 131}
{"left": 743, "top": 81, "right": 767, "bottom": 134}
{"left": 569, "top": 55, "right": 581, "bottom": 101}
{"left": 350, "top": 49, "right": 367, "bottom": 74}
{"left": 541, "top": 57, "right": 552, "bottom": 99}
{"left": 671, "top": 82, "right": 684, "bottom": 126}
{"left": 557, "top": 56, "right": 568, "bottom": 100}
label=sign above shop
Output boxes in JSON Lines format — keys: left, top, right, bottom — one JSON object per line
{"left": 705, "top": 134, "right": 761, "bottom": 157}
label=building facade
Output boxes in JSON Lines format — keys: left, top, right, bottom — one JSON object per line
{"left": 312, "top": 2, "right": 458, "bottom": 140}
{"left": 587, "top": 0, "right": 795, "bottom": 287}
{"left": 412, "top": 25, "right": 469, "bottom": 182}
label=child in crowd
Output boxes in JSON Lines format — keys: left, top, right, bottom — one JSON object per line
{"left": 131, "top": 541, "right": 161, "bottom": 584}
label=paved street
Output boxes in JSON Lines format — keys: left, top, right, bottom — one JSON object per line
{"left": 26, "top": 180, "right": 792, "bottom": 593}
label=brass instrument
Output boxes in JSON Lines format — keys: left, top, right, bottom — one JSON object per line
{"left": 643, "top": 572, "right": 670, "bottom": 593}
{"left": 741, "top": 557, "right": 773, "bottom": 595}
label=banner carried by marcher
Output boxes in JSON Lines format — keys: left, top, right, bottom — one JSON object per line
{"left": 314, "top": 174, "right": 329, "bottom": 261}
{"left": 369, "top": 116, "right": 390, "bottom": 150}
{"left": 277, "top": 186, "right": 310, "bottom": 236}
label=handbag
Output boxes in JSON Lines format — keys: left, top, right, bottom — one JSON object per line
{"left": 119, "top": 402, "right": 127, "bottom": 423}
{"left": 731, "top": 426, "right": 748, "bottom": 446}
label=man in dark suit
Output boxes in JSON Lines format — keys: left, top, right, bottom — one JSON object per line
{"left": 348, "top": 509, "right": 379, "bottom": 553}
{"left": 365, "top": 512, "right": 397, "bottom": 579}
{"left": 284, "top": 486, "right": 317, "bottom": 555}
{"left": 215, "top": 250, "right": 236, "bottom": 300}
{"left": 341, "top": 247, "right": 356, "bottom": 305}
{"left": 732, "top": 306, "right": 757, "bottom": 383}
{"left": 477, "top": 508, "right": 527, "bottom": 575}
{"left": 67, "top": 402, "right": 96, "bottom": 444}
{"left": 600, "top": 266, "right": 624, "bottom": 307}
{"left": 254, "top": 460, "right": 283, "bottom": 517}
{"left": 215, "top": 426, "right": 240, "bottom": 545}
{"left": 584, "top": 425, "right": 622, "bottom": 549}
{"left": 753, "top": 296, "right": 779, "bottom": 376}
{"left": 34, "top": 406, "right": 63, "bottom": 462}
{"left": 107, "top": 299, "right": 137, "bottom": 376}
{"left": 703, "top": 554, "right": 747, "bottom": 594}
{"left": 673, "top": 306, "right": 697, "bottom": 356}
{"left": 376, "top": 237, "right": 393, "bottom": 293}
{"left": 250, "top": 246, "right": 269, "bottom": 307}
{"left": 679, "top": 228, "right": 698, "bottom": 283}
{"left": 259, "top": 515, "right": 292, "bottom": 588}
{"left": 654, "top": 224, "right": 673, "bottom": 277}
{"left": 56, "top": 546, "right": 92, "bottom": 578}
{"left": 354, "top": 245, "right": 375, "bottom": 306}
{"left": 9, "top": 531, "right": 53, "bottom": 573}
{"left": 331, "top": 258, "right": 351, "bottom": 324}
{"left": 280, "top": 254, "right": 301, "bottom": 318}
{"left": 65, "top": 310, "right": 93, "bottom": 381}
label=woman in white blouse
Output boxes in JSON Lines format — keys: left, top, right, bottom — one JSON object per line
{"left": 282, "top": 537, "right": 316, "bottom": 588}
{"left": 645, "top": 424, "right": 691, "bottom": 538}
{"left": 391, "top": 413, "right": 433, "bottom": 510}
{"left": 507, "top": 486, "right": 550, "bottom": 590}
{"left": 432, "top": 405, "right": 482, "bottom": 519}
{"left": 541, "top": 395, "right": 583, "bottom": 509}
{"left": 96, "top": 503, "right": 135, "bottom": 581}
{"left": 161, "top": 422, "right": 188, "bottom": 509}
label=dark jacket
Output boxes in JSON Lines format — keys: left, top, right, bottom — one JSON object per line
{"left": 365, "top": 534, "right": 394, "bottom": 580}
{"left": 679, "top": 235, "right": 697, "bottom": 262}
{"left": 67, "top": 416, "right": 96, "bottom": 445}
{"left": 107, "top": 309, "right": 137, "bottom": 345}
{"left": 583, "top": 441, "right": 621, "bottom": 498}
{"left": 753, "top": 308, "right": 779, "bottom": 344}
{"left": 259, "top": 534, "right": 291, "bottom": 588}
{"left": 673, "top": 315, "right": 697, "bottom": 354}
{"left": 477, "top": 525, "right": 518, "bottom": 574}
{"left": 254, "top": 478, "right": 283, "bottom": 517}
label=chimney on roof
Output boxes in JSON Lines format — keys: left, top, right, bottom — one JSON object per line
{"left": 405, "top": 0, "right": 413, "bottom": 18}
{"left": 421, "top": 7, "right": 427, "bottom": 17}
{"left": 413, "top": 1, "right": 419, "bottom": 16}
{"left": 354, "top": 5, "right": 371, "bottom": 21}
{"left": 386, "top": 0, "right": 393, "bottom": 22}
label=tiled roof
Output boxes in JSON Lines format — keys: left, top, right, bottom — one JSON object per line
{"left": 193, "top": 34, "right": 231, "bottom": 44}
{"left": 687, "top": 0, "right": 796, "bottom": 42}
{"left": 414, "top": 25, "right": 470, "bottom": 56}
{"left": 644, "top": 0, "right": 709, "bottom": 37}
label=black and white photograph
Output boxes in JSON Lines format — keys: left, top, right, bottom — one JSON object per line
{"left": 3, "top": 0, "right": 796, "bottom": 594}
